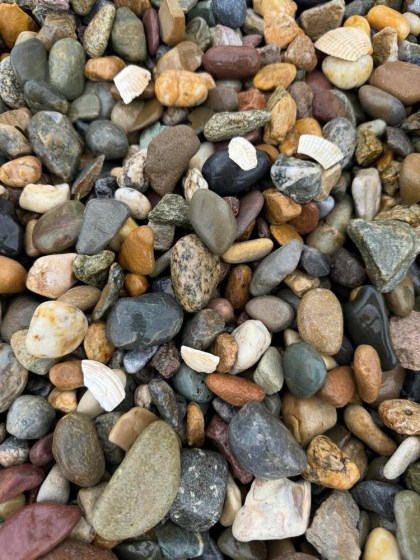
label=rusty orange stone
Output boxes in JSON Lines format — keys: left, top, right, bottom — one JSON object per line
{"left": 318, "top": 366, "right": 356, "bottom": 408}
{"left": 263, "top": 188, "right": 302, "bottom": 225}
{"left": 124, "top": 273, "right": 148, "bottom": 296}
{"left": 0, "top": 4, "right": 38, "bottom": 48}
{"left": 238, "top": 89, "right": 267, "bottom": 111}
{"left": 205, "top": 373, "right": 266, "bottom": 406}
{"left": 119, "top": 225, "right": 155, "bottom": 275}
{"left": 270, "top": 224, "right": 303, "bottom": 245}
{"left": 225, "top": 264, "right": 252, "bottom": 310}
{"left": 289, "top": 202, "right": 319, "bottom": 234}
{"left": 49, "top": 361, "right": 84, "bottom": 391}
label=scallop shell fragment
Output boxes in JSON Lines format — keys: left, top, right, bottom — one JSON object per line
{"left": 180, "top": 346, "right": 220, "bottom": 374}
{"left": 82, "top": 359, "right": 125, "bottom": 412}
{"left": 297, "top": 135, "right": 344, "bottom": 170}
{"left": 314, "top": 28, "right": 372, "bottom": 62}
{"left": 114, "top": 65, "right": 152, "bottom": 105}
{"left": 228, "top": 137, "right": 258, "bottom": 171}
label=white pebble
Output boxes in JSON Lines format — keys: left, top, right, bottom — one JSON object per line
{"left": 384, "top": 436, "right": 420, "bottom": 479}
{"left": 231, "top": 320, "right": 271, "bottom": 374}
{"left": 19, "top": 183, "right": 70, "bottom": 213}
{"left": 403, "top": 12, "right": 420, "bottom": 35}
{"left": 351, "top": 168, "right": 381, "bottom": 221}
{"left": 115, "top": 187, "right": 151, "bottom": 220}
{"left": 37, "top": 464, "right": 70, "bottom": 504}
{"left": 180, "top": 346, "right": 220, "bottom": 373}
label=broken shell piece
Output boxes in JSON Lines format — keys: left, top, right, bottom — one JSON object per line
{"left": 228, "top": 137, "right": 258, "bottom": 171}
{"left": 180, "top": 345, "right": 220, "bottom": 373}
{"left": 114, "top": 65, "right": 152, "bottom": 105}
{"left": 81, "top": 359, "right": 125, "bottom": 412}
{"left": 314, "top": 27, "right": 372, "bottom": 62}
{"left": 297, "top": 135, "right": 343, "bottom": 170}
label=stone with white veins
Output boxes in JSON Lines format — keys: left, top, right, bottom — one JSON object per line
{"left": 82, "top": 360, "right": 125, "bottom": 412}
{"left": 232, "top": 478, "right": 311, "bottom": 541}
{"left": 231, "top": 320, "right": 271, "bottom": 375}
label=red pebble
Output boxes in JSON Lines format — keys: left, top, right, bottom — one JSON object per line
{"left": 29, "top": 433, "right": 54, "bottom": 466}
{"left": 0, "top": 464, "right": 44, "bottom": 503}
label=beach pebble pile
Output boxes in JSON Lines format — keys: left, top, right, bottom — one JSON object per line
{"left": 0, "top": 0, "right": 419, "bottom": 559}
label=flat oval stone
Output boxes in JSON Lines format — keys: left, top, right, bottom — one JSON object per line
{"left": 283, "top": 342, "right": 327, "bottom": 398}
{"left": 245, "top": 296, "right": 294, "bottom": 333}
{"left": 10, "top": 38, "right": 47, "bottom": 86}
{"left": 189, "top": 189, "right": 237, "bottom": 255}
{"left": 394, "top": 490, "right": 420, "bottom": 560}
{"left": 0, "top": 463, "right": 44, "bottom": 503}
{"left": 107, "top": 293, "right": 183, "bottom": 350}
{"left": 202, "top": 148, "right": 270, "bottom": 196}
{"left": 0, "top": 503, "right": 81, "bottom": 560}
{"left": 111, "top": 7, "right": 146, "bottom": 62}
{"left": 297, "top": 288, "right": 343, "bottom": 355}
{"left": 6, "top": 395, "right": 55, "bottom": 439}
{"left": 93, "top": 421, "right": 180, "bottom": 540}
{"left": 32, "top": 201, "right": 84, "bottom": 254}
{"left": 363, "top": 528, "right": 401, "bottom": 560}
{"left": 228, "top": 401, "right": 307, "bottom": 479}
{"left": 86, "top": 120, "right": 128, "bottom": 160}
{"left": 53, "top": 412, "right": 105, "bottom": 487}
{"left": 358, "top": 85, "right": 406, "bottom": 126}
{"left": 169, "top": 448, "right": 228, "bottom": 531}
{"left": 0, "top": 342, "right": 28, "bottom": 413}
{"left": 202, "top": 46, "right": 260, "bottom": 80}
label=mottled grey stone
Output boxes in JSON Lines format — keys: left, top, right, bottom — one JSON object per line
{"left": 6, "top": 395, "right": 55, "bottom": 439}
{"left": 10, "top": 38, "right": 48, "bottom": 86}
{"left": 181, "top": 309, "right": 224, "bottom": 350}
{"left": 271, "top": 155, "right": 322, "bottom": 203}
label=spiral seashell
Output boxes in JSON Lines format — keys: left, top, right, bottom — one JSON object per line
{"left": 82, "top": 359, "right": 125, "bottom": 412}
{"left": 314, "top": 28, "right": 372, "bottom": 62}
{"left": 180, "top": 346, "right": 220, "bottom": 373}
{"left": 297, "top": 135, "right": 344, "bottom": 169}
{"left": 114, "top": 65, "right": 152, "bottom": 105}
{"left": 228, "top": 137, "right": 258, "bottom": 171}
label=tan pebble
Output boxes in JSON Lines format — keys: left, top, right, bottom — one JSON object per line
{"left": 303, "top": 435, "right": 361, "bottom": 489}
{"left": 205, "top": 373, "right": 266, "bottom": 406}
{"left": 284, "top": 270, "right": 320, "bottom": 297}
{"left": 26, "top": 254, "right": 77, "bottom": 299}
{"left": 263, "top": 188, "right": 301, "bottom": 225}
{"left": 371, "top": 364, "right": 406, "bottom": 407}
{"left": 253, "top": 63, "right": 296, "bottom": 91}
{"left": 186, "top": 402, "right": 205, "bottom": 447}
{"left": 85, "top": 56, "right": 126, "bottom": 81}
{"left": 70, "top": 516, "right": 96, "bottom": 544}
{"left": 49, "top": 361, "right": 84, "bottom": 391}
{"left": 255, "top": 144, "right": 279, "bottom": 163}
{"left": 0, "top": 4, "right": 38, "bottom": 48}
{"left": 353, "top": 344, "right": 382, "bottom": 404}
{"left": 378, "top": 399, "right": 420, "bottom": 436}
{"left": 24, "top": 219, "right": 41, "bottom": 258}
{"left": 19, "top": 183, "right": 70, "bottom": 214}
{"left": 0, "top": 156, "right": 42, "bottom": 187}
{"left": 318, "top": 366, "right": 356, "bottom": 408}
{"left": 270, "top": 224, "right": 303, "bottom": 246}
{"left": 344, "top": 404, "right": 397, "bottom": 456}
{"left": 297, "top": 288, "right": 343, "bottom": 355}
{"left": 220, "top": 473, "right": 242, "bottom": 527}
{"left": 115, "top": 0, "right": 151, "bottom": 16}
{"left": 283, "top": 328, "right": 302, "bottom": 346}
{"left": 84, "top": 322, "right": 115, "bottom": 364}
{"left": 263, "top": 88, "right": 296, "bottom": 145}
{"left": 155, "top": 40, "right": 203, "bottom": 76}
{"left": 363, "top": 528, "right": 401, "bottom": 560}
{"left": 403, "top": 12, "right": 420, "bottom": 36}
{"left": 48, "top": 388, "right": 77, "bottom": 413}
{"left": 93, "top": 535, "right": 121, "bottom": 550}
{"left": 58, "top": 286, "right": 102, "bottom": 312}
{"left": 0, "top": 108, "right": 32, "bottom": 131}
{"left": 158, "top": 0, "right": 185, "bottom": 47}
{"left": 282, "top": 392, "right": 337, "bottom": 446}
{"left": 254, "top": 0, "right": 297, "bottom": 17}
{"left": 180, "top": 346, "right": 220, "bottom": 373}
{"left": 108, "top": 407, "right": 159, "bottom": 451}
{"left": 225, "top": 264, "right": 252, "bottom": 310}
{"left": 26, "top": 301, "right": 88, "bottom": 359}
{"left": 0, "top": 494, "right": 25, "bottom": 521}
{"left": 155, "top": 70, "right": 209, "bottom": 107}
{"left": 264, "top": 11, "right": 303, "bottom": 49}
{"left": 344, "top": 15, "right": 371, "bottom": 36}
{"left": 367, "top": 5, "right": 410, "bottom": 40}
{"left": 124, "top": 273, "right": 148, "bottom": 296}
{"left": 210, "top": 333, "right": 238, "bottom": 373}
{"left": 284, "top": 34, "right": 317, "bottom": 72}
{"left": 372, "top": 27, "right": 398, "bottom": 66}
{"left": 222, "top": 239, "right": 274, "bottom": 264}
{"left": 322, "top": 55, "right": 373, "bottom": 90}
{"left": 118, "top": 225, "right": 155, "bottom": 275}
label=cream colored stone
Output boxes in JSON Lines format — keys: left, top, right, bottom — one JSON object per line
{"left": 180, "top": 346, "right": 220, "bottom": 373}
{"left": 231, "top": 320, "right": 271, "bottom": 374}
{"left": 322, "top": 55, "right": 373, "bottom": 90}
{"left": 183, "top": 168, "right": 208, "bottom": 203}
{"left": 383, "top": 436, "right": 420, "bottom": 480}
{"left": 220, "top": 473, "right": 242, "bottom": 527}
{"left": 69, "top": 516, "right": 95, "bottom": 544}
{"left": 222, "top": 239, "right": 274, "bottom": 264}
{"left": 363, "top": 528, "right": 401, "bottom": 560}
{"left": 19, "top": 183, "right": 70, "bottom": 213}
{"left": 403, "top": 12, "right": 420, "bottom": 36}
{"left": 352, "top": 168, "right": 381, "bottom": 221}
{"left": 109, "top": 407, "right": 159, "bottom": 451}
{"left": 115, "top": 187, "right": 151, "bottom": 220}
{"left": 26, "top": 301, "right": 88, "bottom": 359}
{"left": 26, "top": 254, "right": 77, "bottom": 299}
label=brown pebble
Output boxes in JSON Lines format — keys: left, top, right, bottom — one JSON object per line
{"left": 206, "top": 298, "right": 235, "bottom": 323}
{"left": 344, "top": 404, "right": 397, "bottom": 456}
{"left": 353, "top": 344, "right": 382, "bottom": 404}
{"left": 38, "top": 538, "right": 118, "bottom": 560}
{"left": 0, "top": 464, "right": 44, "bottom": 503}
{"left": 124, "top": 273, "right": 148, "bottom": 296}
{"left": 143, "top": 7, "right": 160, "bottom": 57}
{"left": 0, "top": 3, "right": 38, "bottom": 48}
{"left": 289, "top": 202, "right": 319, "bottom": 234}
{"left": 83, "top": 322, "right": 115, "bottom": 364}
{"left": 210, "top": 333, "right": 238, "bottom": 373}
{"left": 263, "top": 188, "right": 301, "bottom": 225}
{"left": 318, "top": 366, "right": 356, "bottom": 408}
{"left": 202, "top": 46, "right": 261, "bottom": 80}
{"left": 49, "top": 361, "right": 84, "bottom": 391}
{"left": 119, "top": 225, "right": 155, "bottom": 275}
{"left": 0, "top": 156, "right": 42, "bottom": 187}
{"left": 29, "top": 434, "right": 54, "bottom": 467}
{"left": 238, "top": 88, "right": 267, "bottom": 111}
{"left": 48, "top": 388, "right": 77, "bottom": 414}
{"left": 225, "top": 264, "right": 252, "bottom": 310}
{"left": 186, "top": 402, "right": 205, "bottom": 447}
{"left": 205, "top": 373, "right": 265, "bottom": 406}
{"left": 371, "top": 364, "right": 406, "bottom": 407}
{"left": 270, "top": 224, "right": 303, "bottom": 246}
{"left": 57, "top": 286, "right": 102, "bottom": 312}
{"left": 378, "top": 399, "right": 420, "bottom": 436}
{"left": 85, "top": 56, "right": 126, "bottom": 81}
{"left": 158, "top": 0, "right": 185, "bottom": 47}
{"left": 0, "top": 256, "right": 27, "bottom": 294}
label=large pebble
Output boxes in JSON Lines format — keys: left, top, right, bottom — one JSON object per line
{"left": 10, "top": 38, "right": 47, "bottom": 86}
{"left": 363, "top": 528, "right": 401, "bottom": 560}
{"left": 6, "top": 395, "right": 55, "bottom": 439}
{"left": 26, "top": 301, "right": 88, "bottom": 359}
{"left": 351, "top": 168, "right": 381, "bottom": 221}
{"left": 93, "top": 421, "right": 180, "bottom": 540}
{"left": 271, "top": 155, "right": 321, "bottom": 203}
{"left": 19, "top": 183, "right": 70, "bottom": 214}
{"left": 322, "top": 55, "right": 373, "bottom": 89}
{"left": 53, "top": 412, "right": 105, "bottom": 487}
{"left": 48, "top": 38, "right": 85, "bottom": 100}
{"left": 86, "top": 120, "right": 128, "bottom": 160}
{"left": 228, "top": 401, "right": 307, "bottom": 479}
{"left": 358, "top": 85, "right": 406, "bottom": 126}
{"left": 32, "top": 201, "right": 84, "bottom": 254}
{"left": 0, "top": 343, "right": 28, "bottom": 413}
{"left": 246, "top": 296, "right": 294, "bottom": 333}
{"left": 26, "top": 254, "right": 77, "bottom": 299}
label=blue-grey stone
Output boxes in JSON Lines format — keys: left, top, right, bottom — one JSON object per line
{"left": 157, "top": 521, "right": 209, "bottom": 560}
{"left": 171, "top": 363, "right": 213, "bottom": 403}
{"left": 123, "top": 346, "right": 159, "bottom": 374}
{"left": 271, "top": 154, "right": 322, "bottom": 203}
{"left": 10, "top": 38, "right": 47, "bottom": 86}
{"left": 351, "top": 481, "right": 403, "bottom": 520}
{"left": 283, "top": 342, "right": 327, "bottom": 397}
{"left": 212, "top": 0, "right": 247, "bottom": 28}
{"left": 6, "top": 395, "right": 55, "bottom": 439}
{"left": 300, "top": 246, "right": 331, "bottom": 277}
{"left": 86, "top": 119, "right": 129, "bottom": 160}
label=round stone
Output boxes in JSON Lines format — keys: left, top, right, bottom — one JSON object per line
{"left": 322, "top": 55, "right": 373, "bottom": 90}
{"left": 86, "top": 120, "right": 128, "bottom": 160}
{"left": 6, "top": 395, "right": 55, "bottom": 439}
{"left": 245, "top": 296, "right": 294, "bottom": 333}
{"left": 283, "top": 342, "right": 327, "bottom": 398}
{"left": 52, "top": 412, "right": 105, "bottom": 487}
{"left": 171, "top": 363, "right": 214, "bottom": 403}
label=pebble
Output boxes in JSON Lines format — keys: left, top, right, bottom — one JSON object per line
{"left": 345, "top": 404, "right": 397, "bottom": 456}
{"left": 322, "top": 55, "right": 373, "bottom": 90}
{"left": 389, "top": 311, "right": 420, "bottom": 371}
{"left": 119, "top": 226, "right": 155, "bottom": 275}
{"left": 230, "top": 320, "right": 271, "bottom": 374}
{"left": 379, "top": 399, "right": 420, "bottom": 436}
{"left": 49, "top": 38, "right": 85, "bottom": 101}
{"left": 112, "top": 7, "right": 146, "bottom": 61}
{"left": 228, "top": 401, "right": 307, "bottom": 479}
{"left": 399, "top": 153, "right": 420, "bottom": 205}
{"left": 83, "top": 2, "right": 116, "bottom": 58}
{"left": 0, "top": 436, "right": 29, "bottom": 468}
{"left": 218, "top": 527, "right": 267, "bottom": 560}
{"left": 202, "top": 46, "right": 261, "bottom": 80}
{"left": 41, "top": 539, "right": 118, "bottom": 559}
{"left": 232, "top": 478, "right": 311, "bottom": 541}
{"left": 6, "top": 395, "right": 55, "bottom": 440}
{"left": 148, "top": 194, "right": 190, "bottom": 228}
{"left": 212, "top": 0, "right": 246, "bottom": 27}
{"left": 157, "top": 521, "right": 209, "bottom": 560}
{"left": 11, "top": 329, "right": 58, "bottom": 376}
{"left": 271, "top": 154, "right": 321, "bottom": 203}
{"left": 181, "top": 308, "right": 224, "bottom": 351}
{"left": 352, "top": 480, "right": 401, "bottom": 520}
{"left": 0, "top": 464, "right": 43, "bottom": 503}
{"left": 0, "top": 503, "right": 81, "bottom": 560}
{"left": 246, "top": 296, "right": 294, "bottom": 333}
{"left": 26, "top": 254, "right": 77, "bottom": 299}
{"left": 0, "top": 494, "right": 25, "bottom": 522}
{"left": 205, "top": 373, "right": 265, "bottom": 406}
{"left": 171, "top": 363, "right": 214, "bottom": 403}
{"left": 358, "top": 85, "right": 406, "bottom": 126}
{"left": 0, "top": 343, "right": 28, "bottom": 413}
{"left": 36, "top": 464, "right": 70, "bottom": 504}
{"left": 93, "top": 421, "right": 180, "bottom": 540}
{"left": 383, "top": 437, "right": 420, "bottom": 480}
{"left": 32, "top": 201, "right": 84, "bottom": 254}
{"left": 25, "top": 301, "right": 88, "bottom": 359}
{"left": 353, "top": 344, "right": 382, "bottom": 403}
{"left": 86, "top": 120, "right": 128, "bottom": 160}
{"left": 283, "top": 342, "right": 327, "bottom": 397}
{"left": 394, "top": 490, "right": 420, "bottom": 560}
{"left": 351, "top": 168, "right": 381, "bottom": 221}
{"left": 363, "top": 528, "right": 401, "bottom": 560}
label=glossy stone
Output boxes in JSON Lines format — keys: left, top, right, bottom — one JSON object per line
{"left": 157, "top": 521, "right": 209, "bottom": 560}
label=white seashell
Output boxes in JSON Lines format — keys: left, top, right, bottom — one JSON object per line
{"left": 314, "top": 27, "right": 372, "bottom": 61}
{"left": 114, "top": 65, "right": 152, "bottom": 105}
{"left": 183, "top": 168, "right": 208, "bottom": 203}
{"left": 228, "top": 137, "right": 258, "bottom": 171}
{"left": 180, "top": 346, "right": 220, "bottom": 373}
{"left": 82, "top": 360, "right": 125, "bottom": 412}
{"left": 297, "top": 135, "right": 344, "bottom": 170}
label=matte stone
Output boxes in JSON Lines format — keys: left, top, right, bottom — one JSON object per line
{"left": 394, "top": 490, "right": 420, "bottom": 560}
{"left": 111, "top": 7, "right": 147, "bottom": 62}
{"left": 10, "top": 38, "right": 47, "bottom": 86}
{"left": 149, "top": 379, "right": 182, "bottom": 430}
{"left": 300, "top": 246, "right": 331, "bottom": 277}
{"left": 86, "top": 120, "right": 128, "bottom": 160}
{"left": 217, "top": 527, "right": 267, "bottom": 560}
{"left": 148, "top": 194, "right": 191, "bottom": 228}
{"left": 39, "top": 539, "right": 118, "bottom": 559}
{"left": 181, "top": 309, "right": 224, "bottom": 350}
{"left": 0, "top": 343, "right": 28, "bottom": 413}
{"left": 323, "top": 117, "right": 356, "bottom": 168}
{"left": 0, "top": 211, "right": 23, "bottom": 258}
{"left": 351, "top": 481, "right": 402, "bottom": 520}
{"left": 271, "top": 155, "right": 322, "bottom": 203}
{"left": 330, "top": 247, "right": 366, "bottom": 288}
{"left": 6, "top": 395, "right": 55, "bottom": 440}
{"left": 228, "top": 401, "right": 307, "bottom": 479}
{"left": 33, "top": 201, "right": 84, "bottom": 254}
{"left": 343, "top": 285, "right": 397, "bottom": 371}
{"left": 169, "top": 448, "right": 228, "bottom": 531}
{"left": 212, "top": 0, "right": 246, "bottom": 28}
{"left": 283, "top": 342, "right": 327, "bottom": 398}
{"left": 171, "top": 363, "right": 214, "bottom": 403}
{"left": 48, "top": 38, "right": 85, "bottom": 101}
{"left": 106, "top": 293, "right": 184, "bottom": 349}
{"left": 115, "top": 540, "right": 163, "bottom": 560}
{"left": 157, "top": 521, "right": 209, "bottom": 560}
{"left": 24, "top": 80, "right": 68, "bottom": 114}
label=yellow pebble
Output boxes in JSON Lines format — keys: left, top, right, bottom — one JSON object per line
{"left": 155, "top": 70, "right": 210, "bottom": 107}
{"left": 363, "top": 528, "right": 401, "bottom": 560}
{"left": 270, "top": 224, "right": 303, "bottom": 245}
{"left": 344, "top": 15, "right": 371, "bottom": 36}
{"left": 367, "top": 6, "right": 410, "bottom": 40}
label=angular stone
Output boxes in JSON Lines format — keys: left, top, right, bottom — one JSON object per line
{"left": 0, "top": 343, "right": 27, "bottom": 414}
{"left": 271, "top": 155, "right": 322, "bottom": 203}
{"left": 148, "top": 194, "right": 190, "bottom": 228}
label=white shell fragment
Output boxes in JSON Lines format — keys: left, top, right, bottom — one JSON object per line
{"left": 114, "top": 65, "right": 152, "bottom": 105}
{"left": 314, "top": 27, "right": 372, "bottom": 62}
{"left": 180, "top": 346, "right": 220, "bottom": 373}
{"left": 228, "top": 137, "right": 258, "bottom": 171}
{"left": 297, "top": 135, "right": 344, "bottom": 170}
{"left": 82, "top": 360, "right": 126, "bottom": 412}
